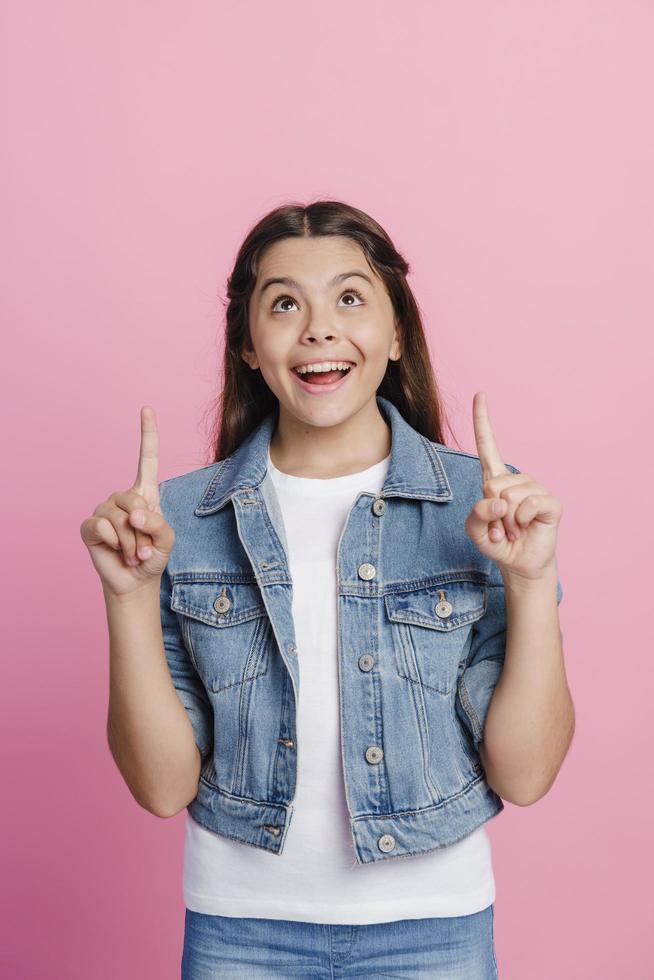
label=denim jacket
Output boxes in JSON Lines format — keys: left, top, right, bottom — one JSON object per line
{"left": 158, "top": 394, "right": 562, "bottom": 865}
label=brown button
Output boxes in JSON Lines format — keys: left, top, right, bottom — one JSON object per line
{"left": 214, "top": 593, "right": 232, "bottom": 613}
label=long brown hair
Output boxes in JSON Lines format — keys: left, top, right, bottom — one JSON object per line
{"left": 202, "top": 200, "right": 461, "bottom": 462}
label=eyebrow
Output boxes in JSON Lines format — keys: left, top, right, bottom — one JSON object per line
{"left": 258, "top": 269, "right": 374, "bottom": 296}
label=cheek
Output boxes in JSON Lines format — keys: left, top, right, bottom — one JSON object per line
{"left": 248, "top": 326, "right": 283, "bottom": 368}
{"left": 252, "top": 341, "right": 294, "bottom": 394}
{"left": 355, "top": 322, "right": 396, "bottom": 362}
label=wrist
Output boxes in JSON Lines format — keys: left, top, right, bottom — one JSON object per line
{"left": 103, "top": 580, "right": 161, "bottom": 607}
{"left": 500, "top": 560, "right": 558, "bottom": 594}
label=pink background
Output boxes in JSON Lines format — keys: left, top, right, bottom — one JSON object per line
{"left": 2, "top": 1, "right": 651, "bottom": 976}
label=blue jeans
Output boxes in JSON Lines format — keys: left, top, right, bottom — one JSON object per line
{"left": 181, "top": 903, "right": 498, "bottom": 978}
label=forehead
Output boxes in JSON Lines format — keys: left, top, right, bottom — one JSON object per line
{"left": 255, "top": 235, "right": 376, "bottom": 286}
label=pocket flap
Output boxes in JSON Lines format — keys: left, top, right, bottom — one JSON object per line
{"left": 384, "top": 579, "right": 487, "bottom": 631}
{"left": 171, "top": 579, "right": 267, "bottom": 628}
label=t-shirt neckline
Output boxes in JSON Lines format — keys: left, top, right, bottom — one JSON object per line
{"left": 266, "top": 447, "right": 391, "bottom": 496}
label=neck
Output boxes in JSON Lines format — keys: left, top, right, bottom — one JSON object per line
{"left": 268, "top": 397, "right": 391, "bottom": 479}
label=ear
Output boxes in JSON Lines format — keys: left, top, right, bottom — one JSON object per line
{"left": 240, "top": 337, "right": 259, "bottom": 371}
{"left": 389, "top": 322, "right": 402, "bottom": 362}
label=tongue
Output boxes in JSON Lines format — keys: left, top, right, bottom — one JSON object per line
{"left": 303, "top": 369, "right": 345, "bottom": 384}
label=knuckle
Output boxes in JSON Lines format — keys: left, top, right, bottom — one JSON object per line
{"left": 91, "top": 516, "right": 109, "bottom": 539}
{"left": 120, "top": 529, "right": 136, "bottom": 551}
{"left": 125, "top": 489, "right": 145, "bottom": 506}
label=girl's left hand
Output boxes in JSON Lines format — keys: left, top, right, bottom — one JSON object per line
{"left": 464, "top": 391, "right": 563, "bottom": 582}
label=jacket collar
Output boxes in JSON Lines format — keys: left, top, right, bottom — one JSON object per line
{"left": 194, "top": 394, "right": 454, "bottom": 516}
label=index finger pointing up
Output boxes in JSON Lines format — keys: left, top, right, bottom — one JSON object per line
{"left": 134, "top": 405, "right": 160, "bottom": 490}
{"left": 473, "top": 391, "right": 508, "bottom": 482}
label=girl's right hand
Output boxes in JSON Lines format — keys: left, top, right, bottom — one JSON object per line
{"left": 80, "top": 406, "right": 175, "bottom": 598}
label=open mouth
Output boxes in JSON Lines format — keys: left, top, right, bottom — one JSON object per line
{"left": 291, "top": 364, "right": 353, "bottom": 384}
{"left": 290, "top": 362, "right": 355, "bottom": 394}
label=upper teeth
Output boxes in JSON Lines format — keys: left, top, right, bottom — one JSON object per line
{"left": 294, "top": 361, "right": 352, "bottom": 374}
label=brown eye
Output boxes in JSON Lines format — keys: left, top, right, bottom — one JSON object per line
{"left": 340, "top": 289, "right": 365, "bottom": 307}
{"left": 270, "top": 288, "right": 365, "bottom": 314}
{"left": 270, "top": 294, "right": 298, "bottom": 313}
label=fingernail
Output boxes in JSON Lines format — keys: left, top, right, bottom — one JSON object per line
{"left": 131, "top": 510, "right": 145, "bottom": 525}
{"left": 492, "top": 500, "right": 504, "bottom": 515}
{"left": 138, "top": 546, "right": 152, "bottom": 559}
{"left": 126, "top": 556, "right": 139, "bottom": 566}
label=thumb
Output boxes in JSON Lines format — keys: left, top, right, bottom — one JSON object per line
{"left": 128, "top": 505, "right": 175, "bottom": 557}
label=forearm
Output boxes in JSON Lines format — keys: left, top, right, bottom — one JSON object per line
{"left": 104, "top": 584, "right": 201, "bottom": 817}
{"left": 480, "top": 562, "right": 575, "bottom": 805}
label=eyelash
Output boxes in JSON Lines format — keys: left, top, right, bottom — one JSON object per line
{"left": 269, "top": 287, "right": 365, "bottom": 313}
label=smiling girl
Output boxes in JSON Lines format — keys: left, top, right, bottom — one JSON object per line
{"left": 82, "top": 200, "right": 573, "bottom": 978}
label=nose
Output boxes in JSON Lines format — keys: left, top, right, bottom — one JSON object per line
{"left": 299, "top": 318, "right": 341, "bottom": 344}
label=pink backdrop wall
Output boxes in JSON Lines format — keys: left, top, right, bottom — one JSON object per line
{"left": 2, "top": 1, "right": 651, "bottom": 976}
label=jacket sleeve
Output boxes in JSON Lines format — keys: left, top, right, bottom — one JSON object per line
{"left": 455, "top": 462, "right": 564, "bottom": 752}
{"left": 159, "top": 480, "right": 214, "bottom": 763}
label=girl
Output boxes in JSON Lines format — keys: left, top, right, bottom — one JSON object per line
{"left": 82, "top": 200, "right": 572, "bottom": 978}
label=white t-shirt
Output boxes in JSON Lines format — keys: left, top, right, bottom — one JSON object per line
{"left": 183, "top": 447, "right": 495, "bottom": 924}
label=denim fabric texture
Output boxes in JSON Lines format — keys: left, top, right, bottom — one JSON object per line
{"left": 180, "top": 904, "right": 499, "bottom": 979}
{"left": 159, "top": 394, "right": 563, "bottom": 865}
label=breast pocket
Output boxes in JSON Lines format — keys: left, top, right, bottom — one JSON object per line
{"left": 384, "top": 577, "right": 487, "bottom": 695}
{"left": 170, "top": 578, "right": 271, "bottom": 694}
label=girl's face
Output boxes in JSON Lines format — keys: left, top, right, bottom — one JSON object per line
{"left": 243, "top": 235, "right": 401, "bottom": 429}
